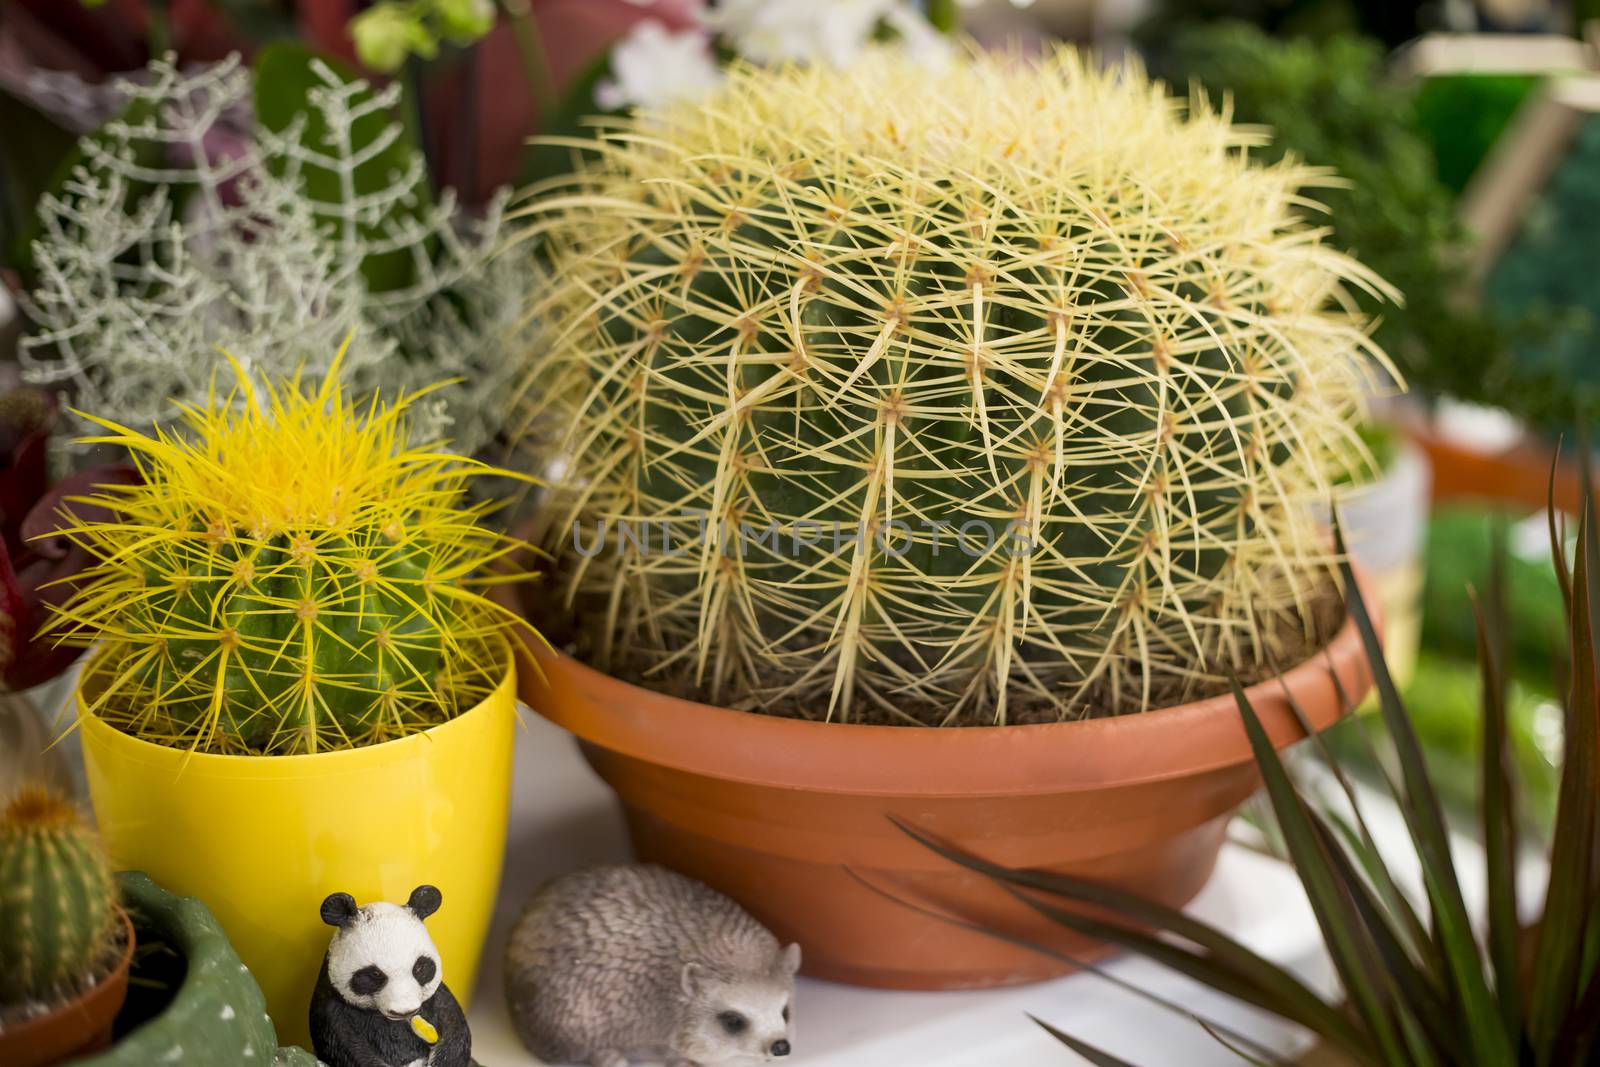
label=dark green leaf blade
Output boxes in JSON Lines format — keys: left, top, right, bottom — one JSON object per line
{"left": 1529, "top": 473, "right": 1600, "bottom": 1059}
{"left": 843, "top": 865, "right": 1294, "bottom": 1064}
{"left": 1229, "top": 676, "right": 1413, "bottom": 1066}
{"left": 254, "top": 43, "right": 430, "bottom": 294}
{"left": 1472, "top": 559, "right": 1522, "bottom": 1037}
{"left": 1031, "top": 1015, "right": 1146, "bottom": 1067}
{"left": 892, "top": 819, "right": 1368, "bottom": 1056}
{"left": 1337, "top": 532, "right": 1515, "bottom": 1065}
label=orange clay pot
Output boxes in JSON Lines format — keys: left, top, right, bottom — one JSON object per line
{"left": 506, "top": 595, "right": 1373, "bottom": 989}
{"left": 0, "top": 908, "right": 134, "bottom": 1067}
{"left": 1402, "top": 420, "right": 1583, "bottom": 514}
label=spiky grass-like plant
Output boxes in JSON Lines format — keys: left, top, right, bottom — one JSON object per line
{"left": 48, "top": 345, "right": 530, "bottom": 755}
{"left": 514, "top": 47, "right": 1393, "bottom": 724}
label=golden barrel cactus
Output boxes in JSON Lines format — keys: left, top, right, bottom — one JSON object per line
{"left": 515, "top": 48, "right": 1392, "bottom": 724}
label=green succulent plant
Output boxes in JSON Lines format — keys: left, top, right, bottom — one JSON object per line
{"left": 925, "top": 485, "right": 1600, "bottom": 1065}
{"left": 0, "top": 782, "right": 120, "bottom": 1006}
{"left": 515, "top": 47, "right": 1389, "bottom": 724}
{"left": 49, "top": 352, "right": 531, "bottom": 755}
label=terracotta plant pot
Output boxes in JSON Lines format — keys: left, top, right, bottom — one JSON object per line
{"left": 0, "top": 908, "right": 134, "bottom": 1067}
{"left": 504, "top": 589, "right": 1375, "bottom": 990}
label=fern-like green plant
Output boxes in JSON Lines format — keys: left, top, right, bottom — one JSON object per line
{"left": 18, "top": 52, "right": 526, "bottom": 458}
{"left": 513, "top": 47, "right": 1392, "bottom": 724}
{"left": 48, "top": 345, "right": 532, "bottom": 755}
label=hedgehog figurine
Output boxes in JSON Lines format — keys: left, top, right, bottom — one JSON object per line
{"left": 311, "top": 885, "right": 472, "bottom": 1067}
{"left": 504, "top": 865, "right": 799, "bottom": 1066}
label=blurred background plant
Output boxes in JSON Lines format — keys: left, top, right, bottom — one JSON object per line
{"left": 1146, "top": 24, "right": 1505, "bottom": 413}
{"left": 13, "top": 50, "right": 525, "bottom": 459}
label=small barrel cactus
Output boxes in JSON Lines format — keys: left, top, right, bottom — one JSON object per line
{"left": 516, "top": 48, "right": 1393, "bottom": 724}
{"left": 49, "top": 349, "right": 531, "bottom": 754}
{"left": 0, "top": 783, "right": 120, "bottom": 1006}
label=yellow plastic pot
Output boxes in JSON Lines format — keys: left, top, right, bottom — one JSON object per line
{"left": 79, "top": 646, "right": 517, "bottom": 1051}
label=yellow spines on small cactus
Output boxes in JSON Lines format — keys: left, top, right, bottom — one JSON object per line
{"left": 0, "top": 783, "right": 119, "bottom": 1006}
{"left": 48, "top": 345, "right": 534, "bottom": 754}
{"left": 513, "top": 47, "right": 1395, "bottom": 724}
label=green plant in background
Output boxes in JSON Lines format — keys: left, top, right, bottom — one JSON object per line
{"left": 516, "top": 48, "right": 1389, "bottom": 725}
{"left": 47, "top": 348, "right": 532, "bottom": 755}
{"left": 18, "top": 51, "right": 527, "bottom": 458}
{"left": 1382, "top": 651, "right": 1561, "bottom": 827}
{"left": 914, "top": 487, "right": 1600, "bottom": 1064}
{"left": 1333, "top": 419, "right": 1401, "bottom": 488}
{"left": 0, "top": 782, "right": 120, "bottom": 1008}
{"left": 1136, "top": 0, "right": 1438, "bottom": 56}
{"left": 1483, "top": 114, "right": 1600, "bottom": 428}
{"left": 1422, "top": 507, "right": 1567, "bottom": 687}
{"left": 1150, "top": 23, "right": 1508, "bottom": 414}
{"left": 1412, "top": 74, "right": 1543, "bottom": 196}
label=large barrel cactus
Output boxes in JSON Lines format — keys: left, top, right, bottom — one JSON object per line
{"left": 0, "top": 783, "right": 120, "bottom": 1005}
{"left": 516, "top": 49, "right": 1392, "bottom": 724}
{"left": 50, "top": 352, "right": 527, "bottom": 754}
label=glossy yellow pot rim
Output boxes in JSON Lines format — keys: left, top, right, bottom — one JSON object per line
{"left": 76, "top": 639, "right": 517, "bottom": 779}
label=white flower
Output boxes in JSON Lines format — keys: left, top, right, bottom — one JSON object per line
{"left": 595, "top": 20, "right": 724, "bottom": 111}
{"left": 703, "top": 0, "right": 896, "bottom": 68}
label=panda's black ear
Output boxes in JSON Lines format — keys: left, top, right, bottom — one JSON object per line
{"left": 320, "top": 892, "right": 359, "bottom": 928}
{"left": 406, "top": 885, "right": 442, "bottom": 920}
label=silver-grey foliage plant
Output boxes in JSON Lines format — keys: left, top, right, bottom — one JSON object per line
{"left": 20, "top": 55, "right": 526, "bottom": 457}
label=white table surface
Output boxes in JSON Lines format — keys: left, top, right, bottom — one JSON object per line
{"left": 468, "top": 707, "right": 1337, "bottom": 1067}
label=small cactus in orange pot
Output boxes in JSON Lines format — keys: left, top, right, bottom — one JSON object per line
{"left": 0, "top": 784, "right": 120, "bottom": 1007}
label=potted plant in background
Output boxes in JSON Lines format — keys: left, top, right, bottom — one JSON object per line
{"left": 48, "top": 351, "right": 534, "bottom": 1047}
{"left": 933, "top": 489, "right": 1600, "bottom": 1066}
{"left": 0, "top": 782, "right": 132, "bottom": 1067}
{"left": 505, "top": 47, "right": 1384, "bottom": 989}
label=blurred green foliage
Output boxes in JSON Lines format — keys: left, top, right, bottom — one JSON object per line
{"left": 1413, "top": 73, "right": 1542, "bottom": 195}
{"left": 1149, "top": 23, "right": 1506, "bottom": 408}
{"left": 1484, "top": 116, "right": 1600, "bottom": 421}
{"left": 1421, "top": 506, "right": 1568, "bottom": 690}
{"left": 1137, "top": 0, "right": 1435, "bottom": 56}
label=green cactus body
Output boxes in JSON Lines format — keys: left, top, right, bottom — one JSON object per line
{"left": 0, "top": 785, "right": 119, "bottom": 1005}
{"left": 120, "top": 526, "right": 450, "bottom": 752}
{"left": 518, "top": 49, "right": 1391, "bottom": 723}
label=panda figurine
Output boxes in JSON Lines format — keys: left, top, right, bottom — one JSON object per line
{"left": 310, "top": 884, "right": 473, "bottom": 1067}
